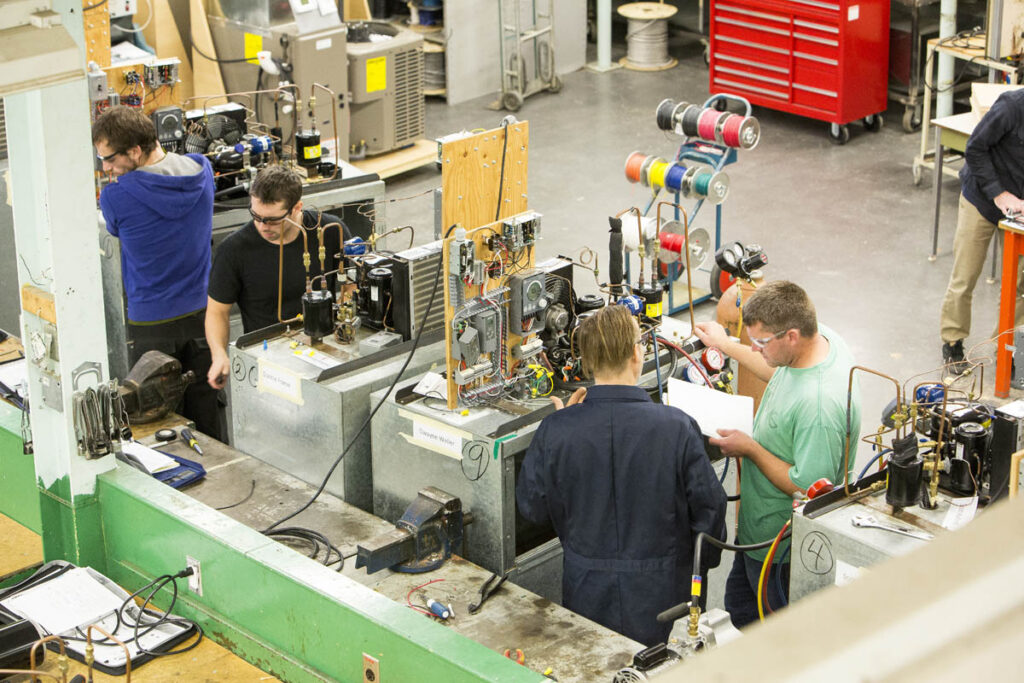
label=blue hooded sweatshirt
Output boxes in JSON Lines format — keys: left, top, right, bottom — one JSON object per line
{"left": 99, "top": 153, "right": 214, "bottom": 323}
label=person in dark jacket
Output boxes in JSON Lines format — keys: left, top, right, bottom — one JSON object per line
{"left": 93, "top": 106, "right": 224, "bottom": 440}
{"left": 516, "top": 304, "right": 727, "bottom": 646}
{"left": 940, "top": 88, "right": 1024, "bottom": 373}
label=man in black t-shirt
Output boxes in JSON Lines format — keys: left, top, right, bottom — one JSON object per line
{"left": 205, "top": 165, "right": 351, "bottom": 388}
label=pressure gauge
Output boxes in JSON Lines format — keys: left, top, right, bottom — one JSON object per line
{"left": 683, "top": 363, "right": 708, "bottom": 385}
{"left": 526, "top": 279, "right": 543, "bottom": 302}
{"left": 701, "top": 347, "right": 725, "bottom": 372}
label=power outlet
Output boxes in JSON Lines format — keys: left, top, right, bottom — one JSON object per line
{"left": 186, "top": 556, "right": 203, "bottom": 596}
{"left": 362, "top": 653, "right": 380, "bottom": 682}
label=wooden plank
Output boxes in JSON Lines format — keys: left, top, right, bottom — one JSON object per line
{"left": 0, "top": 513, "right": 42, "bottom": 582}
{"left": 83, "top": 0, "right": 111, "bottom": 68}
{"left": 344, "top": 0, "right": 372, "bottom": 20}
{"left": 21, "top": 285, "right": 56, "bottom": 325}
{"left": 34, "top": 631, "right": 279, "bottom": 681}
{"left": 189, "top": 0, "right": 228, "bottom": 106}
{"left": 0, "top": 336, "right": 23, "bottom": 365}
{"left": 349, "top": 139, "right": 436, "bottom": 180}
{"left": 440, "top": 122, "right": 528, "bottom": 231}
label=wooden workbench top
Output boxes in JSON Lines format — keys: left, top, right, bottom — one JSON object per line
{"left": 0, "top": 513, "right": 42, "bottom": 583}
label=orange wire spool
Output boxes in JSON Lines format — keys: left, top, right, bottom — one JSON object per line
{"left": 637, "top": 155, "right": 662, "bottom": 187}
{"left": 624, "top": 151, "right": 647, "bottom": 183}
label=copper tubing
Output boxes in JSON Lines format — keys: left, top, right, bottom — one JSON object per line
{"left": 30, "top": 635, "right": 67, "bottom": 680}
{"left": 656, "top": 201, "right": 695, "bottom": 332}
{"left": 614, "top": 207, "right": 645, "bottom": 287}
{"left": 843, "top": 366, "right": 902, "bottom": 496}
{"left": 86, "top": 625, "right": 132, "bottom": 681}
{"left": 312, "top": 83, "right": 340, "bottom": 181}
{"left": 277, "top": 215, "right": 310, "bottom": 323}
{"left": 185, "top": 85, "right": 301, "bottom": 166}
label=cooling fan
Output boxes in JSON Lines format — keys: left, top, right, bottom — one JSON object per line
{"left": 184, "top": 114, "right": 244, "bottom": 154}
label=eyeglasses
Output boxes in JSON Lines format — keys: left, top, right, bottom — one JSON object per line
{"left": 749, "top": 329, "right": 788, "bottom": 350}
{"left": 97, "top": 150, "right": 121, "bottom": 163}
{"left": 249, "top": 206, "right": 293, "bottom": 226}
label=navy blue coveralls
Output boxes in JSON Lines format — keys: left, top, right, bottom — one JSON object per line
{"left": 516, "top": 384, "right": 727, "bottom": 645}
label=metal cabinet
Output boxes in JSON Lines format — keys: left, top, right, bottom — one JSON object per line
{"left": 710, "top": 0, "right": 890, "bottom": 142}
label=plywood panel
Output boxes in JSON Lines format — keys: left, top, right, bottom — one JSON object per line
{"left": 439, "top": 122, "right": 535, "bottom": 408}
{"left": 440, "top": 122, "right": 528, "bottom": 232}
{"left": 21, "top": 285, "right": 56, "bottom": 325}
{"left": 83, "top": 0, "right": 112, "bottom": 67}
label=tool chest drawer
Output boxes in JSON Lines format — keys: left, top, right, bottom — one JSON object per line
{"left": 709, "top": 0, "right": 889, "bottom": 127}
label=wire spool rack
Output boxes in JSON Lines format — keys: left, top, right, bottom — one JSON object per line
{"left": 617, "top": 1, "right": 677, "bottom": 71}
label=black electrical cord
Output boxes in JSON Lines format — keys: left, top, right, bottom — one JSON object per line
{"left": 82, "top": 0, "right": 108, "bottom": 10}
{"left": 656, "top": 530, "right": 789, "bottom": 624}
{"left": 265, "top": 527, "right": 346, "bottom": 571}
{"left": 494, "top": 120, "right": 511, "bottom": 222}
{"left": 261, "top": 224, "right": 455, "bottom": 533}
{"left": 190, "top": 29, "right": 253, "bottom": 64}
{"left": 215, "top": 479, "right": 256, "bottom": 510}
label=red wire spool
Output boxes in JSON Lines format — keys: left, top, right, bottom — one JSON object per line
{"left": 697, "top": 108, "right": 725, "bottom": 142}
{"left": 720, "top": 113, "right": 762, "bottom": 149}
{"left": 624, "top": 151, "right": 647, "bottom": 183}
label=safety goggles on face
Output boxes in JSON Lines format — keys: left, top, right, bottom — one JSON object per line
{"left": 749, "top": 329, "right": 787, "bottom": 350}
{"left": 248, "top": 206, "right": 293, "bottom": 226}
{"left": 97, "top": 150, "right": 121, "bottom": 162}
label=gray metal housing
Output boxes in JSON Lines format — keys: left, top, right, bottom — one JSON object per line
{"left": 370, "top": 378, "right": 563, "bottom": 602}
{"left": 790, "top": 492, "right": 952, "bottom": 602}
{"left": 230, "top": 331, "right": 446, "bottom": 511}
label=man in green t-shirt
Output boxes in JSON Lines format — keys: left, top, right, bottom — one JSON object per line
{"left": 694, "top": 281, "right": 860, "bottom": 628}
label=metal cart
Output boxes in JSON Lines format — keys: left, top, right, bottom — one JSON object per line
{"left": 498, "top": 0, "right": 561, "bottom": 111}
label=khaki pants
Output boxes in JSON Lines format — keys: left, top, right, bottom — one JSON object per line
{"left": 940, "top": 194, "right": 1024, "bottom": 343}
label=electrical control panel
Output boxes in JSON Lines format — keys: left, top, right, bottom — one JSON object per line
{"left": 151, "top": 106, "right": 184, "bottom": 153}
{"left": 109, "top": 0, "right": 138, "bottom": 19}
{"left": 501, "top": 210, "right": 541, "bottom": 251}
{"left": 87, "top": 69, "right": 108, "bottom": 103}
{"left": 144, "top": 58, "right": 181, "bottom": 89}
{"left": 509, "top": 269, "right": 548, "bottom": 334}
{"left": 442, "top": 209, "right": 545, "bottom": 404}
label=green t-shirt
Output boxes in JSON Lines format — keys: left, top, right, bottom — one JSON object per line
{"left": 739, "top": 324, "right": 861, "bottom": 561}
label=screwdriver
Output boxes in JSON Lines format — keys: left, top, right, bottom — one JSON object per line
{"left": 180, "top": 428, "right": 203, "bottom": 456}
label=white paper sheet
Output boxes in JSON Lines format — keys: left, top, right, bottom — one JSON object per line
{"left": 0, "top": 357, "right": 27, "bottom": 393}
{"left": 122, "top": 441, "right": 178, "bottom": 474}
{"left": 667, "top": 377, "right": 754, "bottom": 437}
{"left": 0, "top": 568, "right": 123, "bottom": 635}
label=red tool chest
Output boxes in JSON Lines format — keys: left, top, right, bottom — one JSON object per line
{"left": 709, "top": 0, "right": 889, "bottom": 142}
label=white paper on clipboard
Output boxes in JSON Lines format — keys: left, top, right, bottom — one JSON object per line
{"left": 667, "top": 377, "right": 754, "bottom": 437}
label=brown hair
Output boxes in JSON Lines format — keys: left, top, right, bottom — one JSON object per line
{"left": 250, "top": 165, "right": 303, "bottom": 209}
{"left": 91, "top": 106, "right": 158, "bottom": 155}
{"left": 578, "top": 304, "right": 639, "bottom": 377}
{"left": 743, "top": 280, "right": 817, "bottom": 337}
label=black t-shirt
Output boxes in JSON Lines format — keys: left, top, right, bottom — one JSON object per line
{"left": 208, "top": 210, "right": 350, "bottom": 332}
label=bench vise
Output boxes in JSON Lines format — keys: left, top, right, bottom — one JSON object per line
{"left": 356, "top": 487, "right": 465, "bottom": 574}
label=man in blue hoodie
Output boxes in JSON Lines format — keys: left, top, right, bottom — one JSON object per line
{"left": 93, "top": 106, "right": 224, "bottom": 440}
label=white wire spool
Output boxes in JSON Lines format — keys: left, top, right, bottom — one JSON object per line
{"left": 617, "top": 2, "right": 678, "bottom": 71}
